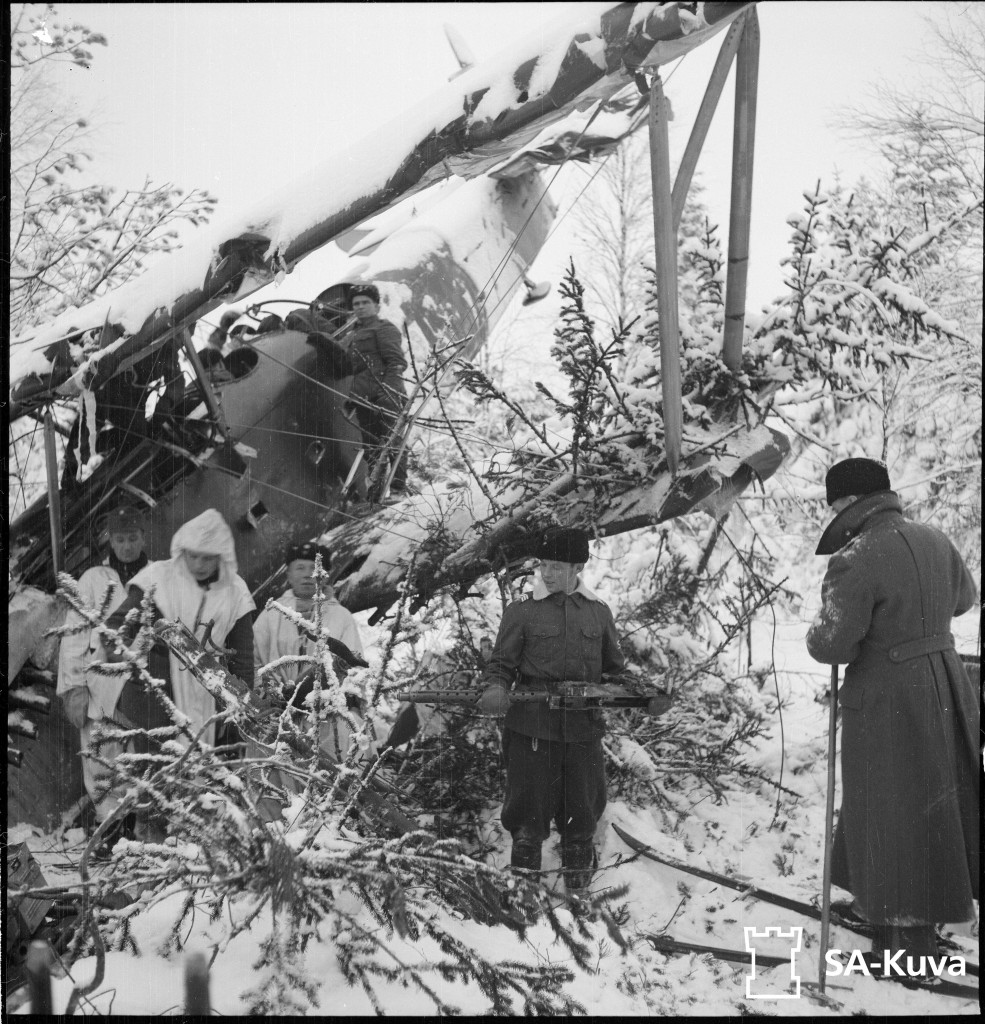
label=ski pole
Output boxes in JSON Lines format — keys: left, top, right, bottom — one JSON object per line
{"left": 818, "top": 662, "right": 840, "bottom": 994}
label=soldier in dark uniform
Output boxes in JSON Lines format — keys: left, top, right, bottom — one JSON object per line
{"left": 478, "top": 527, "right": 667, "bottom": 893}
{"left": 341, "top": 283, "right": 409, "bottom": 493}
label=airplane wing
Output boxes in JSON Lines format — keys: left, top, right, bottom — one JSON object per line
{"left": 314, "top": 420, "right": 790, "bottom": 617}
{"left": 9, "top": 1, "right": 752, "bottom": 416}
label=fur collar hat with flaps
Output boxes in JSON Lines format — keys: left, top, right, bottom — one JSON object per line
{"left": 169, "top": 508, "right": 238, "bottom": 581}
{"left": 824, "top": 457, "right": 891, "bottom": 506}
{"left": 537, "top": 527, "right": 590, "bottom": 564}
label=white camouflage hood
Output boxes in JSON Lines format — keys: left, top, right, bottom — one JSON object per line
{"left": 169, "top": 508, "right": 238, "bottom": 583}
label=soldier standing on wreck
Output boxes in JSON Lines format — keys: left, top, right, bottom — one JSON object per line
{"left": 341, "top": 283, "right": 409, "bottom": 495}
{"left": 807, "top": 457, "right": 979, "bottom": 975}
{"left": 478, "top": 527, "right": 668, "bottom": 893}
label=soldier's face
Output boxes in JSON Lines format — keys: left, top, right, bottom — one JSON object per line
{"left": 184, "top": 550, "right": 221, "bottom": 581}
{"left": 351, "top": 295, "right": 378, "bottom": 321}
{"left": 538, "top": 559, "right": 584, "bottom": 594}
{"left": 287, "top": 559, "right": 318, "bottom": 599}
{"left": 108, "top": 529, "right": 144, "bottom": 563}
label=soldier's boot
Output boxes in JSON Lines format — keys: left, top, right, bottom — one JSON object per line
{"left": 868, "top": 924, "right": 939, "bottom": 980}
{"left": 561, "top": 842, "right": 597, "bottom": 895}
{"left": 510, "top": 841, "right": 542, "bottom": 876}
{"left": 505, "top": 841, "right": 545, "bottom": 925}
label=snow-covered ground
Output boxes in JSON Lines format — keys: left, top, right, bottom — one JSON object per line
{"left": 9, "top": 609, "right": 978, "bottom": 1016}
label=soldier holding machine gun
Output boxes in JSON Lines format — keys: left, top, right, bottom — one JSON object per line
{"left": 469, "top": 527, "right": 671, "bottom": 894}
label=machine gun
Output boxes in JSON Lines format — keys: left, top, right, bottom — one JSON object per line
{"left": 399, "top": 681, "right": 668, "bottom": 711}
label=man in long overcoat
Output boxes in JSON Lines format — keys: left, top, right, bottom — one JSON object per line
{"left": 807, "top": 457, "right": 978, "bottom": 968}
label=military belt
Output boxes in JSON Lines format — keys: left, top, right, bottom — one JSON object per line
{"left": 887, "top": 633, "right": 955, "bottom": 663}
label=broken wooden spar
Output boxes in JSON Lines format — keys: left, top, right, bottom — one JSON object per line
{"left": 43, "top": 412, "right": 64, "bottom": 577}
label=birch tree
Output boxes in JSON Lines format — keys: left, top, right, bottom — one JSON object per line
{"left": 9, "top": 3, "right": 217, "bottom": 333}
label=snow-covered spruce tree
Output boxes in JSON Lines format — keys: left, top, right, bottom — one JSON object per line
{"left": 749, "top": 177, "right": 981, "bottom": 581}
{"left": 556, "top": 232, "right": 792, "bottom": 822}
{"left": 54, "top": 570, "right": 605, "bottom": 1016}
{"left": 847, "top": 130, "right": 981, "bottom": 565}
{"left": 373, "top": 594, "right": 510, "bottom": 853}
{"left": 399, "top": 258, "right": 793, "bottom": 830}
{"left": 770, "top": 5, "right": 984, "bottom": 573}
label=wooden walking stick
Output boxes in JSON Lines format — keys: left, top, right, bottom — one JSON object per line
{"left": 818, "top": 663, "right": 840, "bottom": 994}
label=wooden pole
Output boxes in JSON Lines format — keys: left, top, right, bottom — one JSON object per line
{"left": 818, "top": 663, "right": 840, "bottom": 994}
{"left": 648, "top": 73, "right": 683, "bottom": 477}
{"left": 722, "top": 6, "right": 759, "bottom": 372}
{"left": 671, "top": 15, "right": 746, "bottom": 232}
{"left": 26, "top": 940, "right": 53, "bottom": 1014}
{"left": 43, "top": 410, "right": 64, "bottom": 578}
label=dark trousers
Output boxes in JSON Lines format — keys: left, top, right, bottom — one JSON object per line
{"left": 500, "top": 728, "right": 606, "bottom": 846}
{"left": 354, "top": 399, "right": 407, "bottom": 490}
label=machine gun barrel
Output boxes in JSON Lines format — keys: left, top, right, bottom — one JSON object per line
{"left": 400, "top": 682, "right": 652, "bottom": 710}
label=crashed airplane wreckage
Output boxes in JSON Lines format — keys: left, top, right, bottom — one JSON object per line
{"left": 8, "top": 2, "right": 787, "bottom": 819}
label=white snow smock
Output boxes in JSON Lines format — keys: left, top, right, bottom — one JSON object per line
{"left": 254, "top": 588, "right": 367, "bottom": 762}
{"left": 57, "top": 562, "right": 129, "bottom": 720}
{"left": 254, "top": 588, "right": 363, "bottom": 686}
{"left": 129, "top": 509, "right": 255, "bottom": 744}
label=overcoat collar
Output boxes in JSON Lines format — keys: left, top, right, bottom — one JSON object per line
{"left": 815, "top": 490, "right": 902, "bottom": 556}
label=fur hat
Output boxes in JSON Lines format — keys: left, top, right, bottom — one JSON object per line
{"left": 103, "top": 506, "right": 146, "bottom": 534}
{"left": 350, "top": 283, "right": 380, "bottom": 305}
{"left": 537, "top": 527, "right": 590, "bottom": 564}
{"left": 285, "top": 541, "right": 332, "bottom": 568}
{"left": 825, "top": 458, "right": 892, "bottom": 506}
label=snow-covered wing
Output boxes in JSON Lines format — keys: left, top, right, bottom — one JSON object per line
{"left": 9, "top": 1, "right": 751, "bottom": 411}
{"left": 321, "top": 420, "right": 788, "bottom": 616}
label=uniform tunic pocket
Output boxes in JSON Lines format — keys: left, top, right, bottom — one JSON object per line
{"left": 524, "top": 623, "right": 561, "bottom": 675}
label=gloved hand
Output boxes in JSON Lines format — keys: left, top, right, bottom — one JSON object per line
{"left": 61, "top": 687, "right": 90, "bottom": 729}
{"left": 477, "top": 684, "right": 511, "bottom": 717}
{"left": 647, "top": 693, "right": 674, "bottom": 718}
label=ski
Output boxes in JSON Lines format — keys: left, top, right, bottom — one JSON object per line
{"left": 644, "top": 933, "right": 979, "bottom": 1001}
{"left": 613, "top": 823, "right": 978, "bottom": 976}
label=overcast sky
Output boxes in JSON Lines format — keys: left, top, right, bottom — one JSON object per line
{"left": 32, "top": 2, "right": 957, "bottom": 318}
